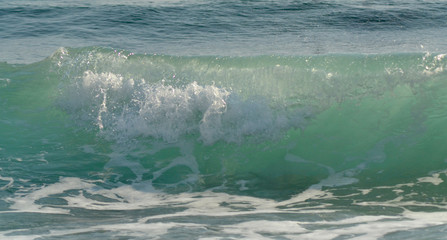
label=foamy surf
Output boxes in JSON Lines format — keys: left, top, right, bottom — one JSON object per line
{"left": 1, "top": 47, "right": 447, "bottom": 239}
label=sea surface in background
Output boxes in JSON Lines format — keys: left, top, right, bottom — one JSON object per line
{"left": 2, "top": 0, "right": 447, "bottom": 63}
{"left": 1, "top": 1, "right": 447, "bottom": 239}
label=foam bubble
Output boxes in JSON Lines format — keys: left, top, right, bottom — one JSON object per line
{"left": 223, "top": 220, "right": 307, "bottom": 238}
{"left": 417, "top": 172, "right": 445, "bottom": 185}
{"left": 0, "top": 176, "right": 14, "bottom": 190}
{"left": 422, "top": 53, "right": 447, "bottom": 75}
{"left": 0, "top": 78, "right": 10, "bottom": 88}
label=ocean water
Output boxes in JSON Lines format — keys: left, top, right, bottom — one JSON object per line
{"left": 1, "top": 1, "right": 447, "bottom": 239}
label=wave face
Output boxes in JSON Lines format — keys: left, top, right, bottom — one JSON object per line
{"left": 1, "top": 48, "right": 447, "bottom": 239}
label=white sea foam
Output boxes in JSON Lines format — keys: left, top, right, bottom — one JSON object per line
{"left": 8, "top": 177, "right": 95, "bottom": 214}
{"left": 4, "top": 175, "right": 447, "bottom": 240}
{"left": 60, "top": 71, "right": 309, "bottom": 144}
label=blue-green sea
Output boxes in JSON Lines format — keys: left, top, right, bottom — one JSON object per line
{"left": 2, "top": 1, "right": 447, "bottom": 239}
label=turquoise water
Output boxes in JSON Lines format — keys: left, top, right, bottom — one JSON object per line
{"left": 2, "top": 1, "right": 447, "bottom": 239}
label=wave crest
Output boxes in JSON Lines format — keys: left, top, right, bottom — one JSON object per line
{"left": 60, "top": 70, "right": 308, "bottom": 144}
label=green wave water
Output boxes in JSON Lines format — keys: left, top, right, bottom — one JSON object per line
{"left": 1, "top": 47, "right": 447, "bottom": 239}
